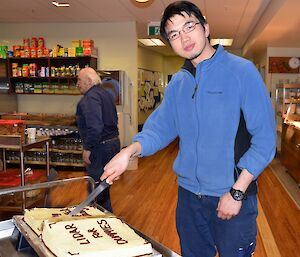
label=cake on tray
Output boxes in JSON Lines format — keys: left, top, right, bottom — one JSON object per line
{"left": 42, "top": 217, "right": 153, "bottom": 257}
{"left": 24, "top": 206, "right": 105, "bottom": 235}
{"left": 23, "top": 206, "right": 153, "bottom": 257}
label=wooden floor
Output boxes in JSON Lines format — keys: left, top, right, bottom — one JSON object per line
{"left": 110, "top": 140, "right": 300, "bottom": 257}
{"left": 1, "top": 140, "right": 300, "bottom": 256}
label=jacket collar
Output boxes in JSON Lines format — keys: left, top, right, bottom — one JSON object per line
{"left": 181, "top": 44, "right": 223, "bottom": 76}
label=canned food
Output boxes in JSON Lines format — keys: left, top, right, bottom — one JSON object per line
{"left": 24, "top": 46, "right": 31, "bottom": 58}
{"left": 17, "top": 67, "right": 22, "bottom": 77}
{"left": 31, "top": 37, "right": 37, "bottom": 48}
{"left": 31, "top": 47, "right": 37, "bottom": 58}
{"left": 37, "top": 47, "right": 43, "bottom": 58}
{"left": 43, "top": 48, "right": 49, "bottom": 57}
{"left": 13, "top": 45, "right": 21, "bottom": 57}
{"left": 22, "top": 64, "right": 29, "bottom": 77}
{"left": 23, "top": 38, "right": 30, "bottom": 47}
{"left": 20, "top": 49, "right": 25, "bottom": 58}
{"left": 38, "top": 37, "right": 44, "bottom": 48}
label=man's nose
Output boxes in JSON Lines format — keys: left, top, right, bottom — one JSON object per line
{"left": 180, "top": 32, "right": 190, "bottom": 42}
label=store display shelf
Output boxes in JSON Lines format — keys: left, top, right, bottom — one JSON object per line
{"left": 284, "top": 98, "right": 300, "bottom": 104}
{"left": 5, "top": 148, "right": 82, "bottom": 153}
{"left": 283, "top": 113, "right": 300, "bottom": 120}
{"left": 14, "top": 92, "right": 80, "bottom": 95}
{"left": 10, "top": 76, "right": 78, "bottom": 80}
{"left": 51, "top": 148, "right": 82, "bottom": 154}
{"left": 6, "top": 160, "right": 84, "bottom": 167}
{"left": 51, "top": 162, "right": 84, "bottom": 167}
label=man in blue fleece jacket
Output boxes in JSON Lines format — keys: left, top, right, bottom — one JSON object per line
{"left": 101, "top": 1, "right": 276, "bottom": 256}
{"left": 76, "top": 67, "right": 120, "bottom": 212}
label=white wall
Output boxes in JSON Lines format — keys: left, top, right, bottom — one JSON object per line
{"left": 0, "top": 94, "right": 17, "bottom": 112}
{"left": 0, "top": 22, "right": 138, "bottom": 146}
{"left": 163, "top": 56, "right": 184, "bottom": 84}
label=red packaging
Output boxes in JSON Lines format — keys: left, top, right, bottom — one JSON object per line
{"left": 82, "top": 39, "right": 94, "bottom": 47}
{"left": 13, "top": 45, "right": 21, "bottom": 57}
{"left": 38, "top": 37, "right": 44, "bottom": 48}
{"left": 31, "top": 37, "right": 38, "bottom": 48}
{"left": 24, "top": 46, "right": 31, "bottom": 58}
{"left": 43, "top": 48, "right": 49, "bottom": 57}
{"left": 37, "top": 47, "right": 43, "bottom": 58}
{"left": 23, "top": 38, "right": 30, "bottom": 47}
{"left": 31, "top": 47, "right": 37, "bottom": 58}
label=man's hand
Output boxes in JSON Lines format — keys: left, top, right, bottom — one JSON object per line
{"left": 216, "top": 192, "right": 242, "bottom": 220}
{"left": 82, "top": 150, "right": 91, "bottom": 166}
{"left": 101, "top": 142, "right": 141, "bottom": 184}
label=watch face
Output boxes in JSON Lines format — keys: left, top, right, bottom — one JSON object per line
{"left": 230, "top": 188, "right": 245, "bottom": 201}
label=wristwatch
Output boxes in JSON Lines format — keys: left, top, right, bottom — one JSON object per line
{"left": 230, "top": 187, "right": 246, "bottom": 201}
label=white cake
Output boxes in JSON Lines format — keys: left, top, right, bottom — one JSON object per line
{"left": 24, "top": 206, "right": 105, "bottom": 235}
{"left": 42, "top": 217, "right": 153, "bottom": 257}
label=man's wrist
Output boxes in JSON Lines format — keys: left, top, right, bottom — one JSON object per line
{"left": 230, "top": 187, "right": 246, "bottom": 201}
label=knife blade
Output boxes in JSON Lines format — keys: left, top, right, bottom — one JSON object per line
{"left": 68, "top": 180, "right": 110, "bottom": 216}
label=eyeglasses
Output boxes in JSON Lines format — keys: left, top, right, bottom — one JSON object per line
{"left": 167, "top": 21, "right": 200, "bottom": 41}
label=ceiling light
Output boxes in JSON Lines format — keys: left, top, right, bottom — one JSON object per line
{"left": 138, "top": 39, "right": 165, "bottom": 47}
{"left": 52, "top": 1, "right": 70, "bottom": 7}
{"left": 130, "top": 0, "right": 154, "bottom": 8}
{"left": 210, "top": 38, "right": 233, "bottom": 46}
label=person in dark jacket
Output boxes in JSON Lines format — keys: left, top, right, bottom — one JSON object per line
{"left": 76, "top": 67, "right": 120, "bottom": 212}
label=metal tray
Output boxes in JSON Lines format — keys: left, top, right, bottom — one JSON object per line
{"left": 0, "top": 216, "right": 180, "bottom": 257}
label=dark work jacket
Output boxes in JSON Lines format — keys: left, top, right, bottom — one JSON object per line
{"left": 76, "top": 84, "right": 119, "bottom": 151}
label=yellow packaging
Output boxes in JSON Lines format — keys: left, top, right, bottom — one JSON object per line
{"left": 71, "top": 40, "right": 81, "bottom": 48}
{"left": 52, "top": 48, "right": 58, "bottom": 58}
{"left": 58, "top": 48, "right": 64, "bottom": 57}
{"left": 68, "top": 48, "right": 76, "bottom": 57}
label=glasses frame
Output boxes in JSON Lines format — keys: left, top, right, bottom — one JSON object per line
{"left": 167, "top": 21, "right": 200, "bottom": 41}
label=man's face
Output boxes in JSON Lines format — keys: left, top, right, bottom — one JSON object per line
{"left": 165, "top": 12, "right": 210, "bottom": 66}
{"left": 77, "top": 73, "right": 90, "bottom": 94}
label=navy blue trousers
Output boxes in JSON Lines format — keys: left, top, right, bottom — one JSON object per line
{"left": 86, "top": 138, "right": 120, "bottom": 212}
{"left": 176, "top": 186, "right": 257, "bottom": 257}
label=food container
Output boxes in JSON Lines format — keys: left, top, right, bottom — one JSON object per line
{"left": 23, "top": 38, "right": 30, "bottom": 47}
{"left": 24, "top": 46, "right": 31, "bottom": 58}
{"left": 11, "top": 63, "right": 19, "bottom": 77}
{"left": 72, "top": 40, "right": 81, "bottom": 48}
{"left": 38, "top": 37, "right": 44, "bottom": 48}
{"left": 43, "top": 48, "right": 49, "bottom": 57}
{"left": 68, "top": 47, "right": 76, "bottom": 57}
{"left": 31, "top": 47, "right": 37, "bottom": 58}
{"left": 75, "top": 47, "right": 83, "bottom": 56}
{"left": 13, "top": 45, "right": 21, "bottom": 57}
{"left": 82, "top": 39, "right": 94, "bottom": 47}
{"left": 0, "top": 46, "right": 8, "bottom": 59}
{"left": 37, "top": 47, "right": 43, "bottom": 58}
{"left": 22, "top": 64, "right": 29, "bottom": 77}
{"left": 0, "top": 120, "right": 26, "bottom": 143}
{"left": 31, "top": 37, "right": 38, "bottom": 48}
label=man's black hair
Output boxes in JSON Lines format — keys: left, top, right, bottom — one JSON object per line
{"left": 160, "top": 1, "right": 208, "bottom": 42}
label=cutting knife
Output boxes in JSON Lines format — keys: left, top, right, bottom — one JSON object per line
{"left": 68, "top": 180, "right": 110, "bottom": 216}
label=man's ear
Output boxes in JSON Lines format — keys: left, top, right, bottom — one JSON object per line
{"left": 87, "top": 77, "right": 93, "bottom": 87}
{"left": 204, "top": 23, "right": 210, "bottom": 38}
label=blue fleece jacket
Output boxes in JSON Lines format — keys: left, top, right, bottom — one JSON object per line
{"left": 133, "top": 45, "right": 276, "bottom": 197}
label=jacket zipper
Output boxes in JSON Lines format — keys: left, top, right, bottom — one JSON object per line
{"left": 182, "top": 66, "right": 202, "bottom": 195}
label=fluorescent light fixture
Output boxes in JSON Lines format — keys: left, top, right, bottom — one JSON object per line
{"left": 138, "top": 38, "right": 165, "bottom": 47}
{"left": 210, "top": 38, "right": 233, "bottom": 46}
{"left": 136, "top": 0, "right": 149, "bottom": 2}
{"left": 52, "top": 1, "right": 70, "bottom": 7}
{"left": 151, "top": 39, "right": 165, "bottom": 46}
